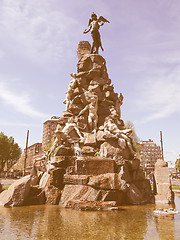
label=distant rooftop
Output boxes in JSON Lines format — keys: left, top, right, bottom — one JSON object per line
{"left": 140, "top": 139, "right": 157, "bottom": 145}
{"left": 43, "top": 116, "right": 60, "bottom": 124}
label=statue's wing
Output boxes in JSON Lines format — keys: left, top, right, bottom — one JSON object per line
{"left": 88, "top": 18, "right": 92, "bottom": 26}
{"left": 98, "top": 16, "right": 110, "bottom": 23}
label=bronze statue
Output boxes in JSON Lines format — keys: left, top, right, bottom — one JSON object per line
{"left": 83, "top": 12, "right": 110, "bottom": 54}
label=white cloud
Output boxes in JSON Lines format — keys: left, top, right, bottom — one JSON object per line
{"left": 0, "top": 0, "right": 79, "bottom": 64}
{"left": 0, "top": 81, "right": 48, "bottom": 118}
{"left": 136, "top": 66, "right": 180, "bottom": 123}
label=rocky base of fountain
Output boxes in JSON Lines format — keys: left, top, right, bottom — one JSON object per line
{"left": 0, "top": 157, "right": 154, "bottom": 209}
{"left": 1, "top": 41, "right": 174, "bottom": 210}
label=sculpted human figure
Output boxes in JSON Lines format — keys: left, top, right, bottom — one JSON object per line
{"left": 104, "top": 118, "right": 135, "bottom": 155}
{"left": 62, "top": 117, "right": 84, "bottom": 141}
{"left": 63, "top": 73, "right": 77, "bottom": 110}
{"left": 48, "top": 118, "right": 84, "bottom": 156}
{"left": 78, "top": 95, "right": 98, "bottom": 133}
{"left": 83, "top": 13, "right": 110, "bottom": 54}
{"left": 48, "top": 123, "right": 64, "bottom": 156}
{"left": 115, "top": 93, "right": 123, "bottom": 119}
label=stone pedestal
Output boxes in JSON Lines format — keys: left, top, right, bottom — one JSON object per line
{"left": 154, "top": 159, "right": 174, "bottom": 204}
{"left": 77, "top": 41, "right": 91, "bottom": 60}
{"left": 75, "top": 157, "right": 115, "bottom": 175}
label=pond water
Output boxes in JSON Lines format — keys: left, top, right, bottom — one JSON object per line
{"left": 0, "top": 195, "right": 180, "bottom": 240}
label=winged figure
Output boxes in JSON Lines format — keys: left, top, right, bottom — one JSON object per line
{"left": 83, "top": 13, "right": 110, "bottom": 54}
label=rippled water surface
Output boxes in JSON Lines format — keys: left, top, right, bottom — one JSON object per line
{"left": 0, "top": 195, "right": 180, "bottom": 240}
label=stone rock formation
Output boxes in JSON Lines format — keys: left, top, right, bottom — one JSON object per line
{"left": 50, "top": 41, "right": 135, "bottom": 162}
{"left": 0, "top": 41, "right": 154, "bottom": 210}
{"left": 154, "top": 159, "right": 174, "bottom": 204}
{"left": 0, "top": 175, "right": 31, "bottom": 207}
{"left": 44, "top": 41, "right": 154, "bottom": 209}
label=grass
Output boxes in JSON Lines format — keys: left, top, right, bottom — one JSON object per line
{"left": 2, "top": 185, "right": 10, "bottom": 190}
{"left": 172, "top": 185, "right": 180, "bottom": 190}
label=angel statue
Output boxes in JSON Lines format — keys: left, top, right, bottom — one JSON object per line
{"left": 83, "top": 12, "right": 110, "bottom": 54}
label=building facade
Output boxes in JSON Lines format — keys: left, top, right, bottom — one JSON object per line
{"left": 25, "top": 142, "right": 43, "bottom": 168}
{"left": 139, "top": 139, "right": 162, "bottom": 175}
{"left": 42, "top": 116, "right": 59, "bottom": 152}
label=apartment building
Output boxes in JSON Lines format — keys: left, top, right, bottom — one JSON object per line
{"left": 42, "top": 116, "right": 59, "bottom": 152}
{"left": 139, "top": 139, "right": 162, "bottom": 175}
{"left": 25, "top": 142, "right": 43, "bottom": 168}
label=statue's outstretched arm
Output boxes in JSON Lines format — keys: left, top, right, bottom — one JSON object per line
{"left": 99, "top": 22, "right": 104, "bottom": 27}
{"left": 83, "top": 25, "right": 91, "bottom": 34}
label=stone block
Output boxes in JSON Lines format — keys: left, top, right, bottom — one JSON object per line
{"left": 154, "top": 167, "right": 170, "bottom": 183}
{"left": 63, "top": 175, "right": 89, "bottom": 185}
{"left": 59, "top": 185, "right": 101, "bottom": 207}
{"left": 84, "top": 133, "right": 96, "bottom": 146}
{"left": 81, "top": 146, "right": 95, "bottom": 156}
{"left": 75, "top": 157, "right": 115, "bottom": 175}
{"left": 155, "top": 159, "right": 168, "bottom": 168}
{"left": 77, "top": 55, "right": 93, "bottom": 72}
{"left": 155, "top": 183, "right": 174, "bottom": 204}
{"left": 88, "top": 173, "right": 126, "bottom": 190}
{"left": 49, "top": 168, "right": 65, "bottom": 189}
{"left": 77, "top": 41, "right": 91, "bottom": 60}
{"left": 45, "top": 185, "right": 61, "bottom": 205}
{"left": 101, "top": 190, "right": 124, "bottom": 205}
{"left": 60, "top": 185, "right": 124, "bottom": 208}
{"left": 134, "top": 179, "right": 153, "bottom": 203}
{"left": 65, "top": 200, "right": 118, "bottom": 211}
{"left": 50, "top": 156, "right": 66, "bottom": 167}
{"left": 96, "top": 130, "right": 105, "bottom": 142}
{"left": 55, "top": 145, "right": 73, "bottom": 156}
{"left": 66, "top": 156, "right": 76, "bottom": 166}
{"left": 154, "top": 159, "right": 174, "bottom": 204}
{"left": 88, "top": 173, "right": 115, "bottom": 189}
{"left": 0, "top": 175, "right": 31, "bottom": 207}
{"left": 126, "top": 183, "right": 144, "bottom": 205}
{"left": 25, "top": 186, "right": 46, "bottom": 205}
{"left": 99, "top": 141, "right": 130, "bottom": 160}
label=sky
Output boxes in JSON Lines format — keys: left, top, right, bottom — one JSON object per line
{"left": 0, "top": 0, "right": 180, "bottom": 167}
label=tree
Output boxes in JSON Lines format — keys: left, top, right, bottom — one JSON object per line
{"left": 0, "top": 132, "right": 21, "bottom": 172}
{"left": 176, "top": 155, "right": 180, "bottom": 172}
{"left": 124, "top": 120, "right": 140, "bottom": 154}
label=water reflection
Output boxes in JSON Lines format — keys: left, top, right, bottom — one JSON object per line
{"left": 153, "top": 202, "right": 175, "bottom": 240}
{"left": 0, "top": 196, "right": 180, "bottom": 240}
{"left": 155, "top": 214, "right": 175, "bottom": 240}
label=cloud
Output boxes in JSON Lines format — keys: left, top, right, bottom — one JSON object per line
{"left": 0, "top": 81, "right": 48, "bottom": 119}
{"left": 136, "top": 65, "right": 180, "bottom": 123}
{"left": 0, "top": 0, "right": 79, "bottom": 64}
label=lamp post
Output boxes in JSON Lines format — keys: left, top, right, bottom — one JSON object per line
{"left": 160, "top": 131, "right": 164, "bottom": 161}
{"left": 23, "top": 130, "right": 29, "bottom": 176}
